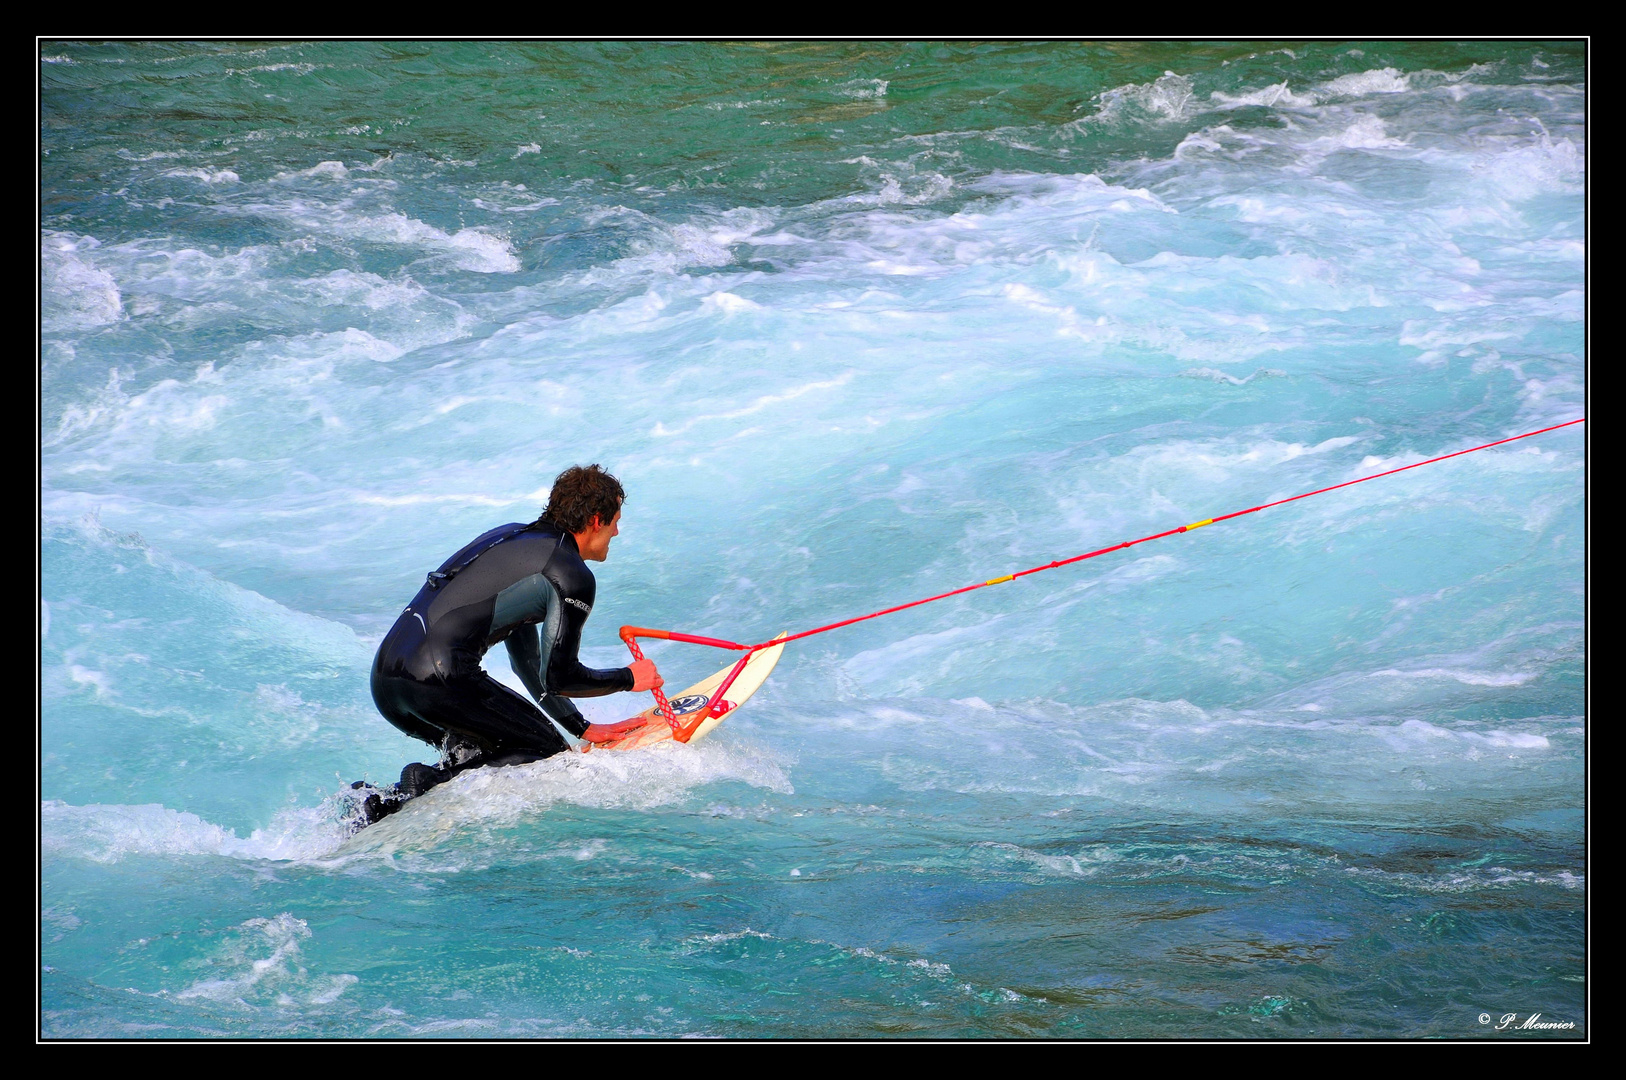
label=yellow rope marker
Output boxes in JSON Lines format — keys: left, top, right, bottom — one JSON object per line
{"left": 984, "top": 574, "right": 1015, "bottom": 586}
{"left": 1184, "top": 519, "right": 1214, "bottom": 531}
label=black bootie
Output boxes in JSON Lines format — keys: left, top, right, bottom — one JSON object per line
{"left": 398, "top": 761, "right": 452, "bottom": 799}
{"left": 347, "top": 780, "right": 407, "bottom": 828}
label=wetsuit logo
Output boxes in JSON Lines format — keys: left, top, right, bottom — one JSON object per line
{"left": 667, "top": 694, "right": 709, "bottom": 716}
{"left": 564, "top": 597, "right": 591, "bottom": 613}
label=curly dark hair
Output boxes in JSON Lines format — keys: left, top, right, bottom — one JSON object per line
{"left": 538, "top": 464, "right": 625, "bottom": 534}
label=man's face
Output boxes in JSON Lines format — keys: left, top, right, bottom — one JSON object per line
{"left": 578, "top": 508, "right": 621, "bottom": 562}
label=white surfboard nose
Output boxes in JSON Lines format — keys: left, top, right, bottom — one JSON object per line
{"left": 587, "top": 633, "right": 787, "bottom": 752}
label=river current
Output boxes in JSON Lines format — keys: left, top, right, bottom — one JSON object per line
{"left": 40, "top": 41, "right": 1586, "bottom": 1039}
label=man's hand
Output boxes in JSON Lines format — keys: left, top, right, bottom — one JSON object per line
{"left": 581, "top": 716, "right": 649, "bottom": 744}
{"left": 629, "top": 657, "right": 663, "bottom": 692}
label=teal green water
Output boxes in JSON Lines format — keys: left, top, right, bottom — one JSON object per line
{"left": 42, "top": 41, "right": 1585, "bottom": 1039}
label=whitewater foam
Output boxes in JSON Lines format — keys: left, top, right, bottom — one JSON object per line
{"left": 41, "top": 799, "right": 352, "bottom": 863}
{"left": 41, "top": 234, "right": 123, "bottom": 331}
{"left": 172, "top": 913, "right": 358, "bottom": 1008}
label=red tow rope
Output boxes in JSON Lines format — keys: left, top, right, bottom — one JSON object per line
{"left": 624, "top": 417, "right": 1585, "bottom": 735}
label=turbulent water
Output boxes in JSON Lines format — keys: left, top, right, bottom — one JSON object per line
{"left": 40, "top": 42, "right": 1586, "bottom": 1039}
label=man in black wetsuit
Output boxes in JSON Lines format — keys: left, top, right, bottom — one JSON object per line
{"left": 355, "top": 464, "right": 661, "bottom": 824}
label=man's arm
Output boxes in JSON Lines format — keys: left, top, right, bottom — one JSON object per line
{"left": 500, "top": 625, "right": 594, "bottom": 738}
{"left": 543, "top": 557, "right": 635, "bottom": 697}
{"left": 490, "top": 562, "right": 627, "bottom": 700}
{"left": 547, "top": 608, "right": 635, "bottom": 697}
{"left": 503, "top": 626, "right": 547, "bottom": 704}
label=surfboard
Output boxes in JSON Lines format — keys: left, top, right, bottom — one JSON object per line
{"left": 585, "top": 633, "right": 786, "bottom": 752}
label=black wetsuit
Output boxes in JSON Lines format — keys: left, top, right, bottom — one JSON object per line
{"left": 371, "top": 522, "right": 633, "bottom": 771}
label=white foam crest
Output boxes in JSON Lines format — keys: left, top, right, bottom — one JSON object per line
{"left": 1346, "top": 865, "right": 1583, "bottom": 894}
{"left": 46, "top": 236, "right": 472, "bottom": 353}
{"left": 1370, "top": 667, "right": 1535, "bottom": 688}
{"left": 1088, "top": 71, "right": 1195, "bottom": 124}
{"left": 983, "top": 234, "right": 1379, "bottom": 361}
{"left": 1205, "top": 191, "right": 1373, "bottom": 231}
{"left": 559, "top": 172, "right": 1178, "bottom": 304}
{"left": 41, "top": 233, "right": 123, "bottom": 331}
{"left": 163, "top": 167, "right": 241, "bottom": 184}
{"left": 652, "top": 372, "right": 852, "bottom": 436}
{"left": 229, "top": 62, "right": 320, "bottom": 76}
{"left": 1307, "top": 115, "right": 1409, "bottom": 152}
{"left": 1089, "top": 61, "right": 1540, "bottom": 164}
{"left": 1264, "top": 624, "right": 1580, "bottom": 718}
{"left": 116, "top": 149, "right": 191, "bottom": 161}
{"left": 338, "top": 742, "right": 794, "bottom": 856}
{"left": 1368, "top": 719, "right": 1550, "bottom": 752}
{"left": 699, "top": 290, "right": 762, "bottom": 315}
{"left": 468, "top": 181, "right": 558, "bottom": 214}
{"left": 41, "top": 798, "right": 353, "bottom": 864}
{"left": 228, "top": 325, "right": 411, "bottom": 374}
{"left": 397, "top": 218, "right": 520, "bottom": 273}
{"left": 972, "top": 171, "right": 1176, "bottom": 215}
{"left": 834, "top": 171, "right": 953, "bottom": 209}
{"left": 1463, "top": 730, "right": 1552, "bottom": 749}
{"left": 1469, "top": 133, "right": 1584, "bottom": 200}
{"left": 801, "top": 938, "right": 957, "bottom": 982}
{"left": 1208, "top": 82, "right": 1318, "bottom": 110}
{"left": 976, "top": 840, "right": 1097, "bottom": 877}
{"left": 47, "top": 315, "right": 472, "bottom": 454}
{"left": 299, "top": 326, "right": 403, "bottom": 363}
{"left": 1516, "top": 372, "right": 1586, "bottom": 429}
{"left": 1117, "top": 433, "right": 1362, "bottom": 488}
{"left": 1170, "top": 80, "right": 1580, "bottom": 225}
{"left": 1399, "top": 319, "right": 1516, "bottom": 356}
{"left": 245, "top": 201, "right": 520, "bottom": 273}
{"left": 1351, "top": 434, "right": 1582, "bottom": 489}
{"left": 704, "top": 98, "right": 783, "bottom": 111}
{"left": 1180, "top": 367, "right": 1287, "bottom": 385}
{"left": 1319, "top": 68, "right": 1412, "bottom": 98}
{"left": 771, "top": 173, "right": 1175, "bottom": 284}
{"left": 303, "top": 266, "right": 440, "bottom": 312}
{"left": 49, "top": 365, "right": 232, "bottom": 445}
{"left": 841, "top": 617, "right": 1010, "bottom": 691}
{"left": 99, "top": 237, "right": 277, "bottom": 300}
{"left": 835, "top": 689, "right": 1571, "bottom": 807}
{"left": 67, "top": 374, "right": 229, "bottom": 448}
{"left": 686, "top": 927, "right": 776, "bottom": 947}
{"left": 971, "top": 838, "right": 1319, "bottom": 885}
{"left": 68, "top": 665, "right": 111, "bottom": 696}
{"left": 584, "top": 206, "right": 776, "bottom": 278}
{"left": 273, "top": 160, "right": 350, "bottom": 181}
{"left": 835, "top": 78, "right": 888, "bottom": 100}
{"left": 173, "top": 913, "right": 359, "bottom": 1008}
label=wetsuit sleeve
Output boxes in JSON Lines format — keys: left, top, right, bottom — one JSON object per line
{"left": 494, "top": 604, "right": 593, "bottom": 739}
{"left": 503, "top": 626, "right": 546, "bottom": 704}
{"left": 546, "top": 560, "right": 635, "bottom": 698}
{"left": 548, "top": 603, "right": 635, "bottom": 697}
